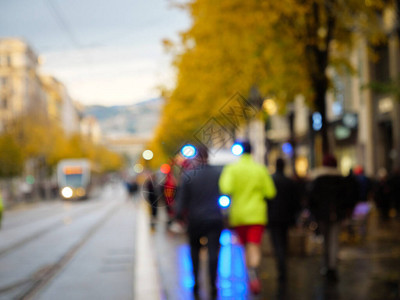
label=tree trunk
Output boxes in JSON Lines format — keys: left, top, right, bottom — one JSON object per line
{"left": 314, "top": 77, "right": 330, "bottom": 156}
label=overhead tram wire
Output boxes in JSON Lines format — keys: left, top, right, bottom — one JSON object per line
{"left": 44, "top": 0, "right": 82, "bottom": 48}
{"left": 44, "top": 0, "right": 95, "bottom": 67}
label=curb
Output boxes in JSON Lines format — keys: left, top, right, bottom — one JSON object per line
{"left": 133, "top": 199, "right": 162, "bottom": 300}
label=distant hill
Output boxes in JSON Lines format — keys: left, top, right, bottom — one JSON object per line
{"left": 83, "top": 98, "right": 163, "bottom": 139}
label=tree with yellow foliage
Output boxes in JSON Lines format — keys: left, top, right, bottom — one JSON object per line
{"left": 153, "top": 0, "right": 391, "bottom": 160}
{"left": 5, "top": 113, "right": 124, "bottom": 178}
{"left": 0, "top": 133, "right": 23, "bottom": 178}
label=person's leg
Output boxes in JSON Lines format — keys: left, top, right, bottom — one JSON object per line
{"left": 150, "top": 197, "right": 158, "bottom": 230}
{"left": 244, "top": 225, "right": 264, "bottom": 294}
{"left": 270, "top": 225, "right": 288, "bottom": 281}
{"left": 189, "top": 228, "right": 202, "bottom": 293}
{"left": 277, "top": 225, "right": 288, "bottom": 281}
{"left": 206, "top": 223, "right": 222, "bottom": 297}
{"left": 321, "top": 221, "right": 339, "bottom": 281}
{"left": 319, "top": 221, "right": 330, "bottom": 272}
{"left": 246, "top": 243, "right": 262, "bottom": 268}
{"left": 246, "top": 243, "right": 262, "bottom": 294}
{"left": 327, "top": 222, "right": 340, "bottom": 271}
{"left": 245, "top": 225, "right": 264, "bottom": 268}
{"left": 269, "top": 226, "right": 282, "bottom": 277}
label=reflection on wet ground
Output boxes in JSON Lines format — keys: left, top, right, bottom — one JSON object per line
{"left": 261, "top": 214, "right": 400, "bottom": 300}
{"left": 153, "top": 206, "right": 400, "bottom": 300}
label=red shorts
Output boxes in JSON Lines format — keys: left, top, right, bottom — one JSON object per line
{"left": 234, "top": 225, "right": 264, "bottom": 245}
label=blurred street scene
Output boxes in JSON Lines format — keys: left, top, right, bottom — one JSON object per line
{"left": 1, "top": 0, "right": 400, "bottom": 299}
{"left": 149, "top": 202, "right": 400, "bottom": 300}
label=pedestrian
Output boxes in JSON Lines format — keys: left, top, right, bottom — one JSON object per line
{"left": 388, "top": 167, "right": 400, "bottom": 218}
{"left": 162, "top": 169, "right": 176, "bottom": 227}
{"left": 352, "top": 165, "right": 373, "bottom": 239}
{"left": 219, "top": 141, "right": 276, "bottom": 295}
{"left": 373, "top": 168, "right": 391, "bottom": 222}
{"left": 0, "top": 190, "right": 3, "bottom": 229}
{"left": 268, "top": 158, "right": 300, "bottom": 284}
{"left": 353, "top": 165, "right": 373, "bottom": 202}
{"left": 343, "top": 168, "right": 360, "bottom": 241}
{"left": 175, "top": 146, "right": 224, "bottom": 299}
{"left": 126, "top": 177, "right": 138, "bottom": 197}
{"left": 308, "top": 154, "right": 355, "bottom": 281}
{"left": 144, "top": 172, "right": 159, "bottom": 231}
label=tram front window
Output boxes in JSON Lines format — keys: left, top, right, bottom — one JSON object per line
{"left": 65, "top": 174, "right": 83, "bottom": 187}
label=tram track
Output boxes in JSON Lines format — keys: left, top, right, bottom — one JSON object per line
{"left": 0, "top": 200, "right": 113, "bottom": 259}
{"left": 0, "top": 201, "right": 123, "bottom": 300}
{"left": 3, "top": 187, "right": 103, "bottom": 231}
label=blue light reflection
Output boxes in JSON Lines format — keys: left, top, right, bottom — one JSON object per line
{"left": 218, "top": 230, "right": 248, "bottom": 299}
{"left": 177, "top": 245, "right": 195, "bottom": 290}
{"left": 176, "top": 230, "right": 248, "bottom": 299}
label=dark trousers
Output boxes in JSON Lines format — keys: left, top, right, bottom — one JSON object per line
{"left": 319, "top": 221, "right": 340, "bottom": 270}
{"left": 269, "top": 224, "right": 288, "bottom": 281}
{"left": 150, "top": 201, "right": 158, "bottom": 218}
{"left": 188, "top": 220, "right": 223, "bottom": 288}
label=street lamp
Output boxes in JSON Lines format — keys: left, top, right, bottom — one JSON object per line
{"left": 142, "top": 150, "right": 154, "bottom": 160}
{"left": 263, "top": 98, "right": 278, "bottom": 115}
{"left": 181, "top": 144, "right": 197, "bottom": 159}
{"left": 133, "top": 163, "right": 144, "bottom": 173}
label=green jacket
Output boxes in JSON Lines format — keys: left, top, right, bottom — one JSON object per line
{"left": 219, "top": 154, "right": 276, "bottom": 226}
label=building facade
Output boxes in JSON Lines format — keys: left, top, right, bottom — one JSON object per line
{"left": 0, "top": 38, "right": 47, "bottom": 131}
{"left": 264, "top": 5, "right": 400, "bottom": 177}
{"left": 0, "top": 38, "right": 82, "bottom": 136}
{"left": 81, "top": 115, "right": 102, "bottom": 144}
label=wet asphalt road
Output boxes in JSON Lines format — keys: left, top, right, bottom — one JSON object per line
{"left": 2, "top": 187, "right": 399, "bottom": 300}
{"left": 0, "top": 183, "right": 136, "bottom": 300}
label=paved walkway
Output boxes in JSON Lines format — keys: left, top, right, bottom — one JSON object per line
{"left": 134, "top": 199, "right": 162, "bottom": 300}
{"left": 135, "top": 201, "right": 400, "bottom": 300}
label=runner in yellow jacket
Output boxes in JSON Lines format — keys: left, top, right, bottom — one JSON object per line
{"left": 219, "top": 141, "right": 276, "bottom": 295}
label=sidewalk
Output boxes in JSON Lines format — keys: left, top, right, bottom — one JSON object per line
{"left": 259, "top": 209, "right": 400, "bottom": 300}
{"left": 134, "top": 199, "right": 162, "bottom": 300}
{"left": 135, "top": 202, "right": 400, "bottom": 300}
{"left": 151, "top": 209, "right": 250, "bottom": 300}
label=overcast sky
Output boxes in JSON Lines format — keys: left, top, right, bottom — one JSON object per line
{"left": 0, "top": 0, "right": 190, "bottom": 106}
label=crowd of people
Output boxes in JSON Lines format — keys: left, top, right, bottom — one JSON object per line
{"left": 142, "top": 141, "right": 400, "bottom": 299}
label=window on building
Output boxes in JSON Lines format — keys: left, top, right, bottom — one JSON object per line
{"left": 0, "top": 96, "right": 7, "bottom": 109}
{"left": 332, "top": 74, "right": 344, "bottom": 117}
{"left": 0, "top": 77, "right": 8, "bottom": 87}
{"left": 372, "top": 44, "right": 390, "bottom": 83}
{"left": 0, "top": 55, "right": 11, "bottom": 67}
{"left": 397, "top": 0, "right": 400, "bottom": 40}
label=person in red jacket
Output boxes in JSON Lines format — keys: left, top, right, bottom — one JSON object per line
{"left": 163, "top": 170, "right": 176, "bottom": 226}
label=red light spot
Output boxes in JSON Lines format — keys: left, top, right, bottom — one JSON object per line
{"left": 160, "top": 164, "right": 171, "bottom": 174}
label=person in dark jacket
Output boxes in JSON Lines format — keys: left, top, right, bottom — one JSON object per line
{"left": 144, "top": 172, "right": 159, "bottom": 230}
{"left": 353, "top": 165, "right": 372, "bottom": 202}
{"left": 175, "top": 146, "right": 223, "bottom": 298}
{"left": 388, "top": 167, "right": 400, "bottom": 218}
{"left": 268, "top": 158, "right": 300, "bottom": 283}
{"left": 374, "top": 168, "right": 391, "bottom": 222}
{"left": 308, "top": 154, "right": 355, "bottom": 281}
